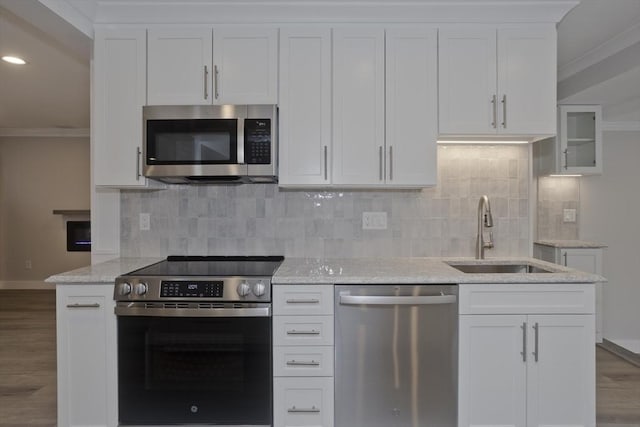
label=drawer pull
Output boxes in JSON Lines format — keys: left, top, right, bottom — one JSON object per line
{"left": 286, "top": 359, "right": 320, "bottom": 366}
{"left": 285, "top": 298, "right": 320, "bottom": 304}
{"left": 66, "top": 303, "right": 100, "bottom": 309}
{"left": 286, "top": 329, "right": 320, "bottom": 336}
{"left": 288, "top": 405, "right": 320, "bottom": 413}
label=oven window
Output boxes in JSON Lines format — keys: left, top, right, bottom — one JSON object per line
{"left": 146, "top": 119, "right": 237, "bottom": 164}
{"left": 118, "top": 316, "right": 271, "bottom": 425}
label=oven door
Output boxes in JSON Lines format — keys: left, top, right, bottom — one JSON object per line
{"left": 117, "top": 313, "right": 272, "bottom": 426}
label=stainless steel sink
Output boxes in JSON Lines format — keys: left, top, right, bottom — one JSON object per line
{"left": 447, "top": 262, "right": 554, "bottom": 274}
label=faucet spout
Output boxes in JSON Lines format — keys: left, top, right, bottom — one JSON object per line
{"left": 476, "top": 195, "right": 494, "bottom": 259}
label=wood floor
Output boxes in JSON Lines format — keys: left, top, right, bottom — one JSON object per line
{"left": 0, "top": 289, "right": 639, "bottom": 427}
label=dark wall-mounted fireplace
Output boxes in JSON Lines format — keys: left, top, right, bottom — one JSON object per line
{"left": 66, "top": 221, "right": 91, "bottom": 252}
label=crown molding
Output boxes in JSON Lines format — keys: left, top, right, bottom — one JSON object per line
{"left": 89, "top": 1, "right": 577, "bottom": 24}
{"left": 0, "top": 128, "right": 90, "bottom": 138}
{"left": 38, "top": 0, "right": 95, "bottom": 38}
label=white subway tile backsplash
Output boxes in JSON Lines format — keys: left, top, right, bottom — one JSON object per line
{"left": 121, "top": 145, "right": 530, "bottom": 258}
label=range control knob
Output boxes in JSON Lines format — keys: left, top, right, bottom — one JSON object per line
{"left": 134, "top": 282, "right": 148, "bottom": 296}
{"left": 237, "top": 282, "right": 251, "bottom": 297}
{"left": 253, "top": 282, "right": 266, "bottom": 297}
{"left": 118, "top": 282, "right": 132, "bottom": 296}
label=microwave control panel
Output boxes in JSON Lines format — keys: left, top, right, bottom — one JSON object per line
{"left": 245, "top": 119, "right": 272, "bottom": 164}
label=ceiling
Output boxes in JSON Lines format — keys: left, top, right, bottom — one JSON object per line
{"left": 1, "top": 0, "right": 639, "bottom": 131}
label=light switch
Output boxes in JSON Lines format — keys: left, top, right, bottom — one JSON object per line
{"left": 139, "top": 213, "right": 151, "bottom": 230}
{"left": 563, "top": 209, "right": 577, "bottom": 223}
{"left": 362, "top": 212, "right": 388, "bottom": 230}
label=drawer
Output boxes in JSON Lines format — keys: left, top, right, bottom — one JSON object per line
{"left": 273, "top": 346, "right": 334, "bottom": 377}
{"left": 273, "top": 285, "right": 334, "bottom": 315}
{"left": 273, "top": 316, "right": 334, "bottom": 346}
{"left": 459, "top": 283, "right": 596, "bottom": 315}
{"left": 274, "top": 377, "right": 334, "bottom": 427}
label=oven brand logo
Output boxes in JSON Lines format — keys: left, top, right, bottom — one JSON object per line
{"left": 190, "top": 405, "right": 199, "bottom": 413}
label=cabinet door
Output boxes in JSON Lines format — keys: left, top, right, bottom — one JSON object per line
{"left": 559, "top": 105, "right": 602, "bottom": 174}
{"left": 278, "top": 28, "right": 332, "bottom": 186}
{"left": 274, "top": 377, "right": 334, "bottom": 427}
{"left": 526, "top": 315, "right": 595, "bottom": 427}
{"left": 93, "top": 28, "right": 151, "bottom": 188}
{"left": 212, "top": 28, "right": 278, "bottom": 104}
{"left": 458, "top": 315, "right": 527, "bottom": 427}
{"left": 385, "top": 28, "right": 437, "bottom": 186}
{"left": 439, "top": 28, "right": 497, "bottom": 135}
{"left": 497, "top": 26, "right": 556, "bottom": 135}
{"left": 147, "top": 28, "right": 212, "bottom": 105}
{"left": 333, "top": 28, "right": 385, "bottom": 185}
{"left": 56, "top": 284, "right": 117, "bottom": 427}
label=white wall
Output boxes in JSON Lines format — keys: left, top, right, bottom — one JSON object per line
{"left": 580, "top": 130, "right": 640, "bottom": 353}
{"left": 0, "top": 137, "right": 91, "bottom": 285}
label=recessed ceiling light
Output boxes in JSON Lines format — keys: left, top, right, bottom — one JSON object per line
{"left": 2, "top": 56, "right": 27, "bottom": 65}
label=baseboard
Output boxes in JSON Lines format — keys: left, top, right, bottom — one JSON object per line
{"left": 0, "top": 280, "right": 54, "bottom": 290}
{"left": 599, "top": 339, "right": 640, "bottom": 367}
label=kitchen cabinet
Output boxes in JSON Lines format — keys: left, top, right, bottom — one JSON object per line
{"left": 534, "top": 244, "right": 605, "bottom": 342}
{"left": 56, "top": 284, "right": 117, "bottom": 427}
{"left": 147, "top": 27, "right": 277, "bottom": 105}
{"left": 458, "top": 284, "right": 596, "bottom": 427}
{"left": 280, "top": 27, "right": 437, "bottom": 188}
{"left": 535, "top": 105, "right": 603, "bottom": 175}
{"left": 278, "top": 28, "right": 332, "bottom": 186}
{"left": 439, "top": 25, "right": 556, "bottom": 137}
{"left": 272, "top": 284, "right": 334, "bottom": 427}
{"left": 93, "top": 28, "right": 159, "bottom": 188}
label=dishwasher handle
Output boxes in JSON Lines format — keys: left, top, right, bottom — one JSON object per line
{"left": 339, "top": 292, "right": 456, "bottom": 306}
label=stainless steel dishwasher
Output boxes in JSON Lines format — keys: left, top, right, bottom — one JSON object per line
{"left": 335, "top": 284, "right": 458, "bottom": 427}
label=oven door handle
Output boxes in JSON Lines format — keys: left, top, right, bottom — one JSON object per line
{"left": 115, "top": 304, "right": 271, "bottom": 317}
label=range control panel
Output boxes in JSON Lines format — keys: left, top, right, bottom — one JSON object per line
{"left": 160, "top": 281, "right": 224, "bottom": 298}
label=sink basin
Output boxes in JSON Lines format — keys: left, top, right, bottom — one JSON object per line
{"left": 447, "top": 262, "right": 554, "bottom": 274}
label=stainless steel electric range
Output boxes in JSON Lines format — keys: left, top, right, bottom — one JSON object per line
{"left": 114, "top": 255, "right": 284, "bottom": 427}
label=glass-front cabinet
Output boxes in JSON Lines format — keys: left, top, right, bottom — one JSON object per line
{"left": 559, "top": 105, "right": 602, "bottom": 174}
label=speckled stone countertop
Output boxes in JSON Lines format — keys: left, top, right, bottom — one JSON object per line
{"left": 45, "top": 258, "right": 163, "bottom": 284}
{"left": 535, "top": 240, "right": 608, "bottom": 249}
{"left": 272, "top": 257, "right": 606, "bottom": 285}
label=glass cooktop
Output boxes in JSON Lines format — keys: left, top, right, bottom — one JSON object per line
{"left": 125, "top": 256, "right": 285, "bottom": 277}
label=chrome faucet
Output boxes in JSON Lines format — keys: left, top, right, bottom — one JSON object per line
{"left": 476, "top": 195, "right": 494, "bottom": 259}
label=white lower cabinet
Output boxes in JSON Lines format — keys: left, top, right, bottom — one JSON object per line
{"left": 458, "top": 284, "right": 596, "bottom": 427}
{"left": 56, "top": 284, "right": 117, "bottom": 427}
{"left": 273, "top": 284, "right": 334, "bottom": 427}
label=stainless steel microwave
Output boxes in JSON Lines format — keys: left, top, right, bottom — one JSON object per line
{"left": 143, "top": 104, "right": 277, "bottom": 184}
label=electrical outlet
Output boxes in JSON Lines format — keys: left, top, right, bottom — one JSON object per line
{"left": 563, "top": 209, "right": 577, "bottom": 223}
{"left": 139, "top": 213, "right": 151, "bottom": 231}
{"left": 362, "top": 212, "right": 388, "bottom": 230}
{"left": 25, "top": 260, "right": 32, "bottom": 270}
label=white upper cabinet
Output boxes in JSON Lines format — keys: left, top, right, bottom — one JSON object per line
{"left": 439, "top": 25, "right": 556, "bottom": 137}
{"left": 332, "top": 28, "right": 386, "bottom": 185}
{"left": 213, "top": 28, "right": 278, "bottom": 104}
{"left": 278, "top": 28, "right": 332, "bottom": 186}
{"left": 385, "top": 28, "right": 438, "bottom": 186}
{"left": 559, "top": 105, "right": 602, "bottom": 174}
{"left": 147, "top": 28, "right": 212, "bottom": 105}
{"left": 147, "top": 27, "right": 277, "bottom": 105}
{"left": 93, "top": 28, "right": 158, "bottom": 188}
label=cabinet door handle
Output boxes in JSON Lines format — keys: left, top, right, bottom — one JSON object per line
{"left": 286, "top": 359, "right": 321, "bottom": 366}
{"left": 501, "top": 94, "right": 507, "bottom": 128}
{"left": 563, "top": 149, "right": 569, "bottom": 170}
{"left": 521, "top": 322, "right": 527, "bottom": 362}
{"left": 533, "top": 322, "right": 540, "bottom": 362}
{"left": 563, "top": 252, "right": 568, "bottom": 266}
{"left": 136, "top": 147, "right": 142, "bottom": 180}
{"left": 389, "top": 145, "right": 393, "bottom": 181}
{"left": 285, "top": 298, "right": 320, "bottom": 304}
{"left": 214, "top": 65, "right": 220, "bottom": 99}
{"left": 287, "top": 406, "right": 320, "bottom": 413}
{"left": 203, "top": 65, "right": 209, "bottom": 100}
{"left": 286, "top": 329, "right": 320, "bottom": 336}
{"left": 66, "top": 303, "right": 100, "bottom": 309}
{"left": 491, "top": 95, "right": 497, "bottom": 128}
{"left": 379, "top": 146, "right": 383, "bottom": 181}
{"left": 323, "top": 146, "right": 328, "bottom": 181}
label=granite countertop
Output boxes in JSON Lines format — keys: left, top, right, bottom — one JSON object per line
{"left": 45, "top": 257, "right": 163, "bottom": 284}
{"left": 535, "top": 240, "right": 608, "bottom": 249}
{"left": 273, "top": 257, "right": 606, "bottom": 285}
{"left": 47, "top": 256, "right": 605, "bottom": 285}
